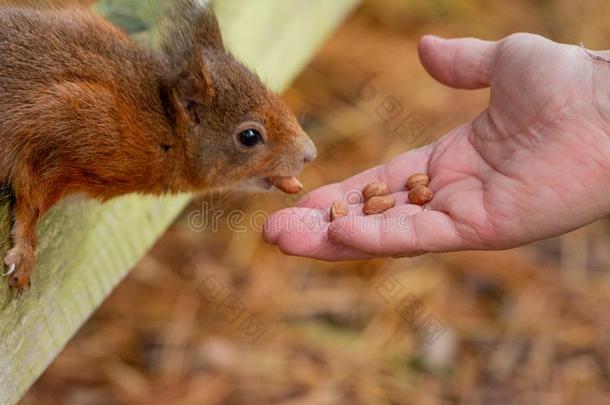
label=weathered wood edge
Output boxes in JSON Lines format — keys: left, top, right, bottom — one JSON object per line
{"left": 0, "top": 0, "right": 360, "bottom": 403}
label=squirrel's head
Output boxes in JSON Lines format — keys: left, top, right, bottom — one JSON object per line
{"left": 161, "top": 0, "right": 316, "bottom": 193}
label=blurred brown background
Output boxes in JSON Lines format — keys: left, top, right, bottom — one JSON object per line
{"left": 22, "top": 0, "right": 610, "bottom": 404}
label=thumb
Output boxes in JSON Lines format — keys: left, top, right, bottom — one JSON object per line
{"left": 418, "top": 35, "right": 496, "bottom": 90}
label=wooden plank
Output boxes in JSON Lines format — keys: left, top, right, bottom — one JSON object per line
{"left": 0, "top": 0, "right": 360, "bottom": 403}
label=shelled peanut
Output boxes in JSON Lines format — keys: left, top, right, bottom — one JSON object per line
{"left": 406, "top": 173, "right": 433, "bottom": 206}
{"left": 406, "top": 173, "right": 430, "bottom": 190}
{"left": 363, "top": 195, "right": 396, "bottom": 215}
{"left": 329, "top": 201, "right": 348, "bottom": 221}
{"left": 271, "top": 176, "right": 303, "bottom": 194}
{"left": 408, "top": 185, "right": 433, "bottom": 205}
{"left": 362, "top": 181, "right": 394, "bottom": 215}
{"left": 328, "top": 173, "right": 434, "bottom": 221}
{"left": 362, "top": 182, "right": 390, "bottom": 202}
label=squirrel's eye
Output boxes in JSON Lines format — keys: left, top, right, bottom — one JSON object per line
{"left": 238, "top": 128, "right": 263, "bottom": 148}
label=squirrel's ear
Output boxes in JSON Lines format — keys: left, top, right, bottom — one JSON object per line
{"left": 172, "top": 55, "right": 215, "bottom": 127}
{"left": 195, "top": 2, "right": 224, "bottom": 50}
{"left": 164, "top": 0, "right": 224, "bottom": 51}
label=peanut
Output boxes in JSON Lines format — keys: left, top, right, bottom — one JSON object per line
{"left": 362, "top": 182, "right": 390, "bottom": 202}
{"left": 405, "top": 173, "right": 430, "bottom": 190}
{"left": 271, "top": 176, "right": 303, "bottom": 194}
{"left": 329, "top": 201, "right": 348, "bottom": 221}
{"left": 408, "top": 185, "right": 433, "bottom": 206}
{"left": 363, "top": 195, "right": 395, "bottom": 215}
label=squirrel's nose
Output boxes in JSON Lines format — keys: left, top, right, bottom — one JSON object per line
{"left": 300, "top": 135, "right": 317, "bottom": 163}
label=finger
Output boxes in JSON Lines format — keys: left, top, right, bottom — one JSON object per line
{"left": 297, "top": 145, "right": 432, "bottom": 210}
{"left": 266, "top": 189, "right": 419, "bottom": 244}
{"left": 328, "top": 210, "right": 464, "bottom": 256}
{"left": 418, "top": 35, "right": 496, "bottom": 90}
{"left": 578, "top": 43, "right": 610, "bottom": 64}
{"left": 263, "top": 208, "right": 374, "bottom": 261}
{"left": 263, "top": 207, "right": 325, "bottom": 245}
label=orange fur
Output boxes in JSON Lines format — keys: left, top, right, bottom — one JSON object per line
{"left": 0, "top": 1, "right": 316, "bottom": 290}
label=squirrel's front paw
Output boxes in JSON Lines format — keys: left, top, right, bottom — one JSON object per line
{"left": 3, "top": 249, "right": 33, "bottom": 291}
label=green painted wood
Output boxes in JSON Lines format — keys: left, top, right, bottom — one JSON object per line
{"left": 0, "top": 0, "right": 360, "bottom": 403}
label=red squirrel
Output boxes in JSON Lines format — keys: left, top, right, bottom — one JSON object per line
{"left": 0, "top": 0, "right": 317, "bottom": 290}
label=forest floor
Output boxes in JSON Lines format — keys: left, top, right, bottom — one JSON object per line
{"left": 23, "top": 0, "right": 610, "bottom": 404}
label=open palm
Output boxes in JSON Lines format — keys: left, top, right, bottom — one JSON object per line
{"left": 264, "top": 34, "right": 610, "bottom": 260}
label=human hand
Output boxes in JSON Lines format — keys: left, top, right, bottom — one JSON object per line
{"left": 264, "top": 34, "right": 610, "bottom": 260}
